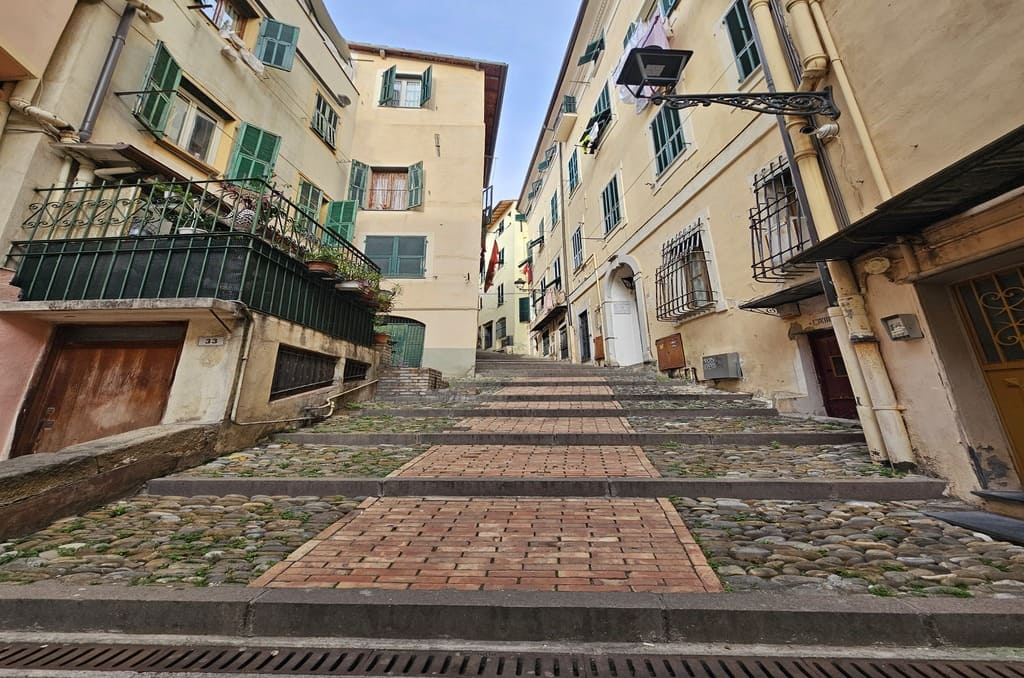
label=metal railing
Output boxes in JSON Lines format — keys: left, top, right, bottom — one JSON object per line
{"left": 9, "top": 178, "right": 379, "bottom": 345}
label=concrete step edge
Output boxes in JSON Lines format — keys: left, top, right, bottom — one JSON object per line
{"left": 278, "top": 432, "right": 867, "bottom": 446}
{"left": 349, "top": 408, "right": 779, "bottom": 418}
{"left": 0, "top": 585, "right": 1016, "bottom": 647}
{"left": 145, "top": 476, "right": 947, "bottom": 501}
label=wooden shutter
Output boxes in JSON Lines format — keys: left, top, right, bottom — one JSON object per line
{"left": 407, "top": 161, "right": 424, "bottom": 208}
{"left": 660, "top": 0, "right": 679, "bottom": 17}
{"left": 518, "top": 297, "right": 531, "bottom": 322}
{"left": 420, "top": 65, "right": 433, "bottom": 106}
{"left": 577, "top": 37, "right": 604, "bottom": 66}
{"left": 348, "top": 160, "right": 369, "bottom": 205}
{"left": 379, "top": 66, "right": 397, "bottom": 105}
{"left": 227, "top": 123, "right": 281, "bottom": 183}
{"left": 324, "top": 200, "right": 357, "bottom": 244}
{"left": 134, "top": 42, "right": 182, "bottom": 137}
{"left": 255, "top": 19, "right": 299, "bottom": 71}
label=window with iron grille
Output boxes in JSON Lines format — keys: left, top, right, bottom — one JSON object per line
{"left": 572, "top": 227, "right": 584, "bottom": 270}
{"left": 343, "top": 359, "right": 370, "bottom": 383}
{"left": 651, "top": 106, "right": 686, "bottom": 176}
{"left": 601, "top": 176, "right": 622, "bottom": 234}
{"left": 724, "top": 0, "right": 761, "bottom": 81}
{"left": 270, "top": 345, "right": 337, "bottom": 400}
{"left": 311, "top": 93, "right": 338, "bottom": 148}
{"left": 495, "top": 317, "right": 507, "bottom": 338}
{"left": 749, "top": 157, "right": 811, "bottom": 281}
{"left": 655, "top": 220, "right": 716, "bottom": 321}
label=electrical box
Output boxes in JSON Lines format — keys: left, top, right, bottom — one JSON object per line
{"left": 702, "top": 352, "right": 742, "bottom": 380}
{"left": 881, "top": 314, "right": 924, "bottom": 341}
{"left": 655, "top": 333, "right": 686, "bottom": 370}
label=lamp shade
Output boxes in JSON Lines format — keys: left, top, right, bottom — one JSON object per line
{"left": 616, "top": 47, "right": 693, "bottom": 89}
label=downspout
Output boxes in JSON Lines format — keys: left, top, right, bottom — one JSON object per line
{"left": 749, "top": 0, "right": 916, "bottom": 468}
{"left": 78, "top": 1, "right": 164, "bottom": 143}
{"left": 783, "top": 0, "right": 828, "bottom": 91}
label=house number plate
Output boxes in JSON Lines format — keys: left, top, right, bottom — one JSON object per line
{"left": 198, "top": 336, "right": 226, "bottom": 347}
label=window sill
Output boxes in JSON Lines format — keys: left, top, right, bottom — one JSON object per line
{"left": 155, "top": 138, "right": 221, "bottom": 178}
{"left": 603, "top": 220, "right": 626, "bottom": 240}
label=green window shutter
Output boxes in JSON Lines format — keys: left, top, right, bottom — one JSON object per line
{"left": 348, "top": 160, "right": 369, "bottom": 205}
{"left": 255, "top": 19, "right": 299, "bottom": 71}
{"left": 420, "top": 65, "right": 433, "bottom": 105}
{"left": 324, "top": 200, "right": 357, "bottom": 243}
{"left": 550, "top": 191, "right": 559, "bottom": 225}
{"left": 659, "top": 0, "right": 679, "bottom": 17}
{"left": 227, "top": 122, "right": 281, "bottom": 184}
{"left": 379, "top": 66, "right": 397, "bottom": 106}
{"left": 518, "top": 296, "right": 531, "bottom": 322}
{"left": 623, "top": 21, "right": 638, "bottom": 49}
{"left": 577, "top": 36, "right": 605, "bottom": 66}
{"left": 365, "top": 236, "right": 426, "bottom": 278}
{"left": 562, "top": 95, "right": 577, "bottom": 114}
{"left": 311, "top": 93, "right": 338, "bottom": 148}
{"left": 134, "top": 41, "right": 182, "bottom": 137}
{"left": 568, "top": 149, "right": 580, "bottom": 192}
{"left": 407, "top": 161, "right": 424, "bottom": 208}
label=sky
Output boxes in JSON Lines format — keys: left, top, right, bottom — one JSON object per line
{"left": 323, "top": 0, "right": 581, "bottom": 201}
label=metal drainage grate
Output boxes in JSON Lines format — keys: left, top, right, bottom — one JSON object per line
{"left": 0, "top": 644, "right": 1022, "bottom": 676}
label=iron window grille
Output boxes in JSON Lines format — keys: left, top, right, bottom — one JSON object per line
{"left": 343, "top": 359, "right": 370, "bottom": 383}
{"left": 270, "top": 345, "right": 337, "bottom": 400}
{"left": 495, "top": 317, "right": 507, "bottom": 338}
{"left": 655, "top": 220, "right": 716, "bottom": 321}
{"left": 748, "top": 156, "right": 815, "bottom": 281}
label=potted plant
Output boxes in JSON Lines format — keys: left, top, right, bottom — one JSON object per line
{"left": 335, "top": 258, "right": 382, "bottom": 291}
{"left": 305, "top": 245, "right": 340, "bottom": 276}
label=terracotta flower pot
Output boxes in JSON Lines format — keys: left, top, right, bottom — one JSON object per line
{"left": 374, "top": 332, "right": 390, "bottom": 345}
{"left": 307, "top": 260, "right": 337, "bottom": 276}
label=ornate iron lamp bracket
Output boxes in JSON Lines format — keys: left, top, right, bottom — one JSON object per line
{"left": 648, "top": 86, "right": 840, "bottom": 120}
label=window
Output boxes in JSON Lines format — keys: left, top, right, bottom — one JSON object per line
{"left": 724, "top": 0, "right": 761, "bottom": 81}
{"left": 165, "top": 92, "right": 219, "bottom": 163}
{"left": 498, "top": 247, "right": 505, "bottom": 266}
{"left": 324, "top": 200, "right": 357, "bottom": 243}
{"left": 296, "top": 179, "right": 324, "bottom": 233}
{"left": 655, "top": 220, "right": 716, "bottom": 321}
{"left": 581, "top": 84, "right": 613, "bottom": 154}
{"left": 567, "top": 149, "right": 580, "bottom": 193}
{"left": 518, "top": 296, "right": 531, "bottom": 322}
{"left": 542, "top": 330, "right": 551, "bottom": 355}
{"left": 749, "top": 157, "right": 808, "bottom": 280}
{"left": 311, "top": 92, "right": 339, "bottom": 149}
{"left": 497, "top": 284, "right": 506, "bottom": 306}
{"left": 623, "top": 21, "right": 639, "bottom": 49}
{"left": 200, "top": 0, "right": 247, "bottom": 32}
{"left": 255, "top": 19, "right": 299, "bottom": 72}
{"left": 594, "top": 84, "right": 611, "bottom": 118}
{"left": 601, "top": 176, "right": 622, "bottom": 234}
{"left": 365, "top": 236, "right": 427, "bottom": 278}
{"left": 572, "top": 227, "right": 584, "bottom": 270}
{"left": 552, "top": 257, "right": 562, "bottom": 290}
{"left": 270, "top": 346, "right": 336, "bottom": 400}
{"left": 660, "top": 0, "right": 680, "bottom": 18}
{"left": 348, "top": 161, "right": 424, "bottom": 210}
{"left": 343, "top": 359, "right": 370, "bottom": 383}
{"left": 578, "top": 35, "right": 605, "bottom": 66}
{"left": 550, "top": 191, "right": 559, "bottom": 225}
{"left": 226, "top": 122, "right": 281, "bottom": 184}
{"left": 495, "top": 317, "right": 507, "bottom": 338}
{"left": 651, "top": 106, "right": 687, "bottom": 175}
{"left": 380, "top": 65, "right": 433, "bottom": 108}
{"left": 134, "top": 42, "right": 182, "bottom": 138}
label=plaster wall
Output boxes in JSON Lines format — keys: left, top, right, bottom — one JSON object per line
{"left": 0, "top": 316, "right": 51, "bottom": 461}
{"left": 162, "top": 315, "right": 245, "bottom": 425}
{"left": 479, "top": 207, "right": 531, "bottom": 354}
{"left": 349, "top": 49, "right": 489, "bottom": 378}
{"left": 0, "top": 0, "right": 75, "bottom": 80}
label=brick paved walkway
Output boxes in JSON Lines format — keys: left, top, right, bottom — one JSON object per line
{"left": 253, "top": 497, "right": 720, "bottom": 592}
{"left": 393, "top": 445, "right": 659, "bottom": 477}
{"left": 456, "top": 417, "right": 633, "bottom": 433}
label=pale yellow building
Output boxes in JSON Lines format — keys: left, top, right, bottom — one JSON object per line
{"left": 479, "top": 200, "right": 531, "bottom": 354}
{"left": 346, "top": 44, "right": 506, "bottom": 378}
{"left": 517, "top": 0, "right": 1024, "bottom": 509}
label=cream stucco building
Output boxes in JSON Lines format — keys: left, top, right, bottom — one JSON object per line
{"left": 478, "top": 200, "right": 531, "bottom": 355}
{"left": 517, "top": 0, "right": 1024, "bottom": 511}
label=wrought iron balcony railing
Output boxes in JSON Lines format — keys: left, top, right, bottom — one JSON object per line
{"left": 9, "top": 178, "right": 380, "bottom": 345}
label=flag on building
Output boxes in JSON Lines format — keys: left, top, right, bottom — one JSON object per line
{"left": 483, "top": 241, "right": 499, "bottom": 292}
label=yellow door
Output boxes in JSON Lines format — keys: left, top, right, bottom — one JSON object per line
{"left": 956, "top": 266, "right": 1024, "bottom": 475}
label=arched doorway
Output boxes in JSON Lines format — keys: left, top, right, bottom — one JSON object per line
{"left": 603, "top": 263, "right": 645, "bottom": 366}
{"left": 379, "top": 316, "right": 425, "bottom": 367}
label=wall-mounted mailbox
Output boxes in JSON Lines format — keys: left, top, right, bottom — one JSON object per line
{"left": 702, "top": 352, "right": 742, "bottom": 379}
{"left": 882, "top": 314, "right": 924, "bottom": 341}
{"left": 655, "top": 333, "right": 686, "bottom": 370}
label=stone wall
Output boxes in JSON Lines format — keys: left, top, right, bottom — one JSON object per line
{"left": 376, "top": 367, "right": 449, "bottom": 398}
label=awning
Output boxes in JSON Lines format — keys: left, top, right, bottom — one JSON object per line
{"left": 739, "top": 278, "right": 823, "bottom": 310}
{"left": 789, "top": 123, "right": 1024, "bottom": 263}
{"left": 531, "top": 303, "right": 566, "bottom": 332}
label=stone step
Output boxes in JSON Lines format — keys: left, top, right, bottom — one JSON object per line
{"left": 488, "top": 393, "right": 753, "bottom": 402}
{"left": 1, "top": 585, "right": 1019, "bottom": 647}
{"left": 349, "top": 408, "right": 778, "bottom": 418}
{"left": 278, "top": 431, "right": 866, "bottom": 446}
{"left": 145, "top": 476, "right": 947, "bottom": 501}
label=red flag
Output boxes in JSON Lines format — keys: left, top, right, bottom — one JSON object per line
{"left": 483, "top": 241, "right": 499, "bottom": 292}
{"left": 523, "top": 261, "right": 532, "bottom": 284}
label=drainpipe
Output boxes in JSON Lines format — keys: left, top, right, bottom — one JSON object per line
{"left": 78, "top": 1, "right": 164, "bottom": 143}
{"left": 783, "top": 0, "right": 828, "bottom": 91}
{"left": 749, "top": 0, "right": 916, "bottom": 469}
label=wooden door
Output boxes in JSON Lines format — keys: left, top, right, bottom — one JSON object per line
{"left": 16, "top": 325, "right": 183, "bottom": 455}
{"left": 808, "top": 330, "right": 857, "bottom": 419}
{"left": 956, "top": 267, "right": 1024, "bottom": 476}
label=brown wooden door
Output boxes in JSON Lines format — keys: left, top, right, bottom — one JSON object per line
{"left": 808, "top": 330, "right": 857, "bottom": 419}
{"left": 16, "top": 325, "right": 183, "bottom": 455}
{"left": 956, "top": 267, "right": 1024, "bottom": 476}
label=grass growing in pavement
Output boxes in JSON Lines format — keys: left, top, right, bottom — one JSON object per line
{"left": 185, "top": 444, "right": 429, "bottom": 478}
{"left": 309, "top": 415, "right": 460, "bottom": 434}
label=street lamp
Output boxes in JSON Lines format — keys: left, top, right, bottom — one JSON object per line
{"left": 616, "top": 47, "right": 840, "bottom": 120}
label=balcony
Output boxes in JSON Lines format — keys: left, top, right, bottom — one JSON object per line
{"left": 530, "top": 285, "right": 566, "bottom": 332}
{"left": 553, "top": 95, "right": 578, "bottom": 143}
{"left": 9, "top": 178, "right": 380, "bottom": 345}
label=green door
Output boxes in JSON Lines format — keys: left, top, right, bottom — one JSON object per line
{"left": 381, "top": 317, "right": 425, "bottom": 367}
